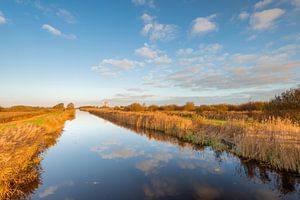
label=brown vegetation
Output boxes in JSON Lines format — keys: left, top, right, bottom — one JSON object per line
{"left": 0, "top": 106, "right": 75, "bottom": 199}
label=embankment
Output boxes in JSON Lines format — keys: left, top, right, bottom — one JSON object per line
{"left": 0, "top": 109, "right": 75, "bottom": 199}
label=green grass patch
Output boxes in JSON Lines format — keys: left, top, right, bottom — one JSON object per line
{"left": 206, "top": 119, "right": 227, "bottom": 125}
{"left": 27, "top": 116, "right": 47, "bottom": 125}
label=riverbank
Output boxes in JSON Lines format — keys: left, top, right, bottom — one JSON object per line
{"left": 81, "top": 107, "right": 300, "bottom": 173}
{"left": 0, "top": 108, "right": 75, "bottom": 199}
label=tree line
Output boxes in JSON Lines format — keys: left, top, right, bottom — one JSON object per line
{"left": 110, "top": 86, "right": 300, "bottom": 121}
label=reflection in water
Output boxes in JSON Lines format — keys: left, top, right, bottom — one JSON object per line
{"left": 38, "top": 181, "right": 74, "bottom": 199}
{"left": 193, "top": 184, "right": 222, "bottom": 200}
{"left": 25, "top": 111, "right": 300, "bottom": 199}
{"left": 39, "top": 185, "right": 58, "bottom": 198}
{"left": 143, "top": 177, "right": 179, "bottom": 199}
{"left": 94, "top": 114, "right": 300, "bottom": 199}
{"left": 238, "top": 159, "right": 300, "bottom": 195}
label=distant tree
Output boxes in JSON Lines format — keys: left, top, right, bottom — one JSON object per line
{"left": 214, "top": 104, "right": 228, "bottom": 113}
{"left": 126, "top": 103, "right": 145, "bottom": 112}
{"left": 148, "top": 105, "right": 159, "bottom": 111}
{"left": 160, "top": 104, "right": 179, "bottom": 111}
{"left": 67, "top": 103, "right": 75, "bottom": 109}
{"left": 183, "top": 102, "right": 195, "bottom": 111}
{"left": 113, "top": 106, "right": 121, "bottom": 110}
{"left": 53, "top": 103, "right": 64, "bottom": 109}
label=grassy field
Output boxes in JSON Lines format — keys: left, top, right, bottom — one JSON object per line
{"left": 81, "top": 107, "right": 300, "bottom": 173}
{"left": 0, "top": 107, "right": 75, "bottom": 199}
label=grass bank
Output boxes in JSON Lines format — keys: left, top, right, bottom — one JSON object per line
{"left": 81, "top": 107, "right": 300, "bottom": 173}
{"left": 0, "top": 108, "right": 75, "bottom": 199}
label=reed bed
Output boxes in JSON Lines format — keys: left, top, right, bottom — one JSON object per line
{"left": 0, "top": 109, "right": 75, "bottom": 199}
{"left": 82, "top": 107, "right": 300, "bottom": 173}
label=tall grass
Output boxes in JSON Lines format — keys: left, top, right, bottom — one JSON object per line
{"left": 82, "top": 107, "right": 300, "bottom": 173}
{"left": 0, "top": 109, "right": 75, "bottom": 199}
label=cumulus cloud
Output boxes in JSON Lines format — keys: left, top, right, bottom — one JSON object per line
{"left": 143, "top": 44, "right": 300, "bottom": 103}
{"left": 56, "top": 8, "right": 76, "bottom": 24}
{"left": 191, "top": 14, "right": 218, "bottom": 36}
{"left": 141, "top": 13, "right": 178, "bottom": 41}
{"left": 254, "top": 0, "right": 273, "bottom": 10}
{"left": 100, "top": 59, "right": 144, "bottom": 70}
{"left": 92, "top": 58, "right": 144, "bottom": 77}
{"left": 0, "top": 11, "right": 7, "bottom": 24}
{"left": 132, "top": 0, "right": 155, "bottom": 8}
{"left": 250, "top": 8, "right": 285, "bottom": 31}
{"left": 176, "top": 48, "right": 194, "bottom": 57}
{"left": 41, "top": 24, "right": 76, "bottom": 39}
{"left": 135, "top": 43, "right": 172, "bottom": 65}
{"left": 238, "top": 11, "right": 250, "bottom": 20}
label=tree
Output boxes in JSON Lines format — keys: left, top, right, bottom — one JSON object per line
{"left": 125, "top": 103, "right": 145, "bottom": 112}
{"left": 184, "top": 102, "right": 195, "bottom": 111}
{"left": 67, "top": 103, "right": 75, "bottom": 109}
{"left": 53, "top": 103, "right": 64, "bottom": 109}
{"left": 148, "top": 105, "right": 159, "bottom": 111}
{"left": 266, "top": 86, "right": 300, "bottom": 121}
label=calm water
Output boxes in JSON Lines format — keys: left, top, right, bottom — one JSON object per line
{"left": 30, "top": 111, "right": 300, "bottom": 200}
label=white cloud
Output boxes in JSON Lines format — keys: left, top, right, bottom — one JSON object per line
{"left": 141, "top": 13, "right": 177, "bottom": 41}
{"left": 56, "top": 8, "right": 76, "bottom": 24}
{"left": 100, "top": 59, "right": 144, "bottom": 70}
{"left": 92, "top": 58, "right": 144, "bottom": 77}
{"left": 238, "top": 11, "right": 249, "bottom": 20}
{"left": 41, "top": 24, "right": 76, "bottom": 39}
{"left": 254, "top": 0, "right": 273, "bottom": 10}
{"left": 0, "top": 11, "right": 7, "bottom": 25}
{"left": 176, "top": 48, "right": 194, "bottom": 57}
{"left": 135, "top": 44, "right": 172, "bottom": 65}
{"left": 135, "top": 44, "right": 158, "bottom": 59}
{"left": 191, "top": 14, "right": 218, "bottom": 36}
{"left": 42, "top": 24, "right": 62, "bottom": 35}
{"left": 250, "top": 8, "right": 285, "bottom": 31}
{"left": 132, "top": 0, "right": 155, "bottom": 8}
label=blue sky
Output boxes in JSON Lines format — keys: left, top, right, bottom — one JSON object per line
{"left": 0, "top": 0, "right": 300, "bottom": 106}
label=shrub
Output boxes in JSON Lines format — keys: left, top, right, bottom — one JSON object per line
{"left": 183, "top": 102, "right": 195, "bottom": 111}
{"left": 53, "top": 103, "right": 64, "bottom": 109}
{"left": 125, "top": 103, "right": 145, "bottom": 112}
{"left": 66, "top": 103, "right": 75, "bottom": 110}
{"left": 266, "top": 86, "right": 300, "bottom": 122}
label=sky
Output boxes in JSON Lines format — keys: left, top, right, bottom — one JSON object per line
{"left": 0, "top": 0, "right": 300, "bottom": 107}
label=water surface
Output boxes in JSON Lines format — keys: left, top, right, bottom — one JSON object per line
{"left": 30, "top": 111, "right": 300, "bottom": 199}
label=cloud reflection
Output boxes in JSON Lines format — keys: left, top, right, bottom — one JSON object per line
{"left": 194, "top": 184, "right": 222, "bottom": 200}
{"left": 39, "top": 186, "right": 58, "bottom": 198}
{"left": 143, "top": 177, "right": 179, "bottom": 199}
{"left": 136, "top": 152, "right": 173, "bottom": 175}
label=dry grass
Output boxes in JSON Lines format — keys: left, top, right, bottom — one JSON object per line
{"left": 0, "top": 109, "right": 75, "bottom": 199}
{"left": 0, "top": 110, "right": 50, "bottom": 124}
{"left": 82, "top": 107, "right": 300, "bottom": 173}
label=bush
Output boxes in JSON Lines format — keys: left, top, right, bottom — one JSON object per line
{"left": 148, "top": 105, "right": 159, "bottom": 111}
{"left": 183, "top": 102, "right": 195, "bottom": 111}
{"left": 53, "top": 103, "right": 64, "bottom": 109}
{"left": 125, "top": 103, "right": 145, "bottom": 112}
{"left": 266, "top": 86, "right": 300, "bottom": 121}
{"left": 66, "top": 103, "right": 75, "bottom": 110}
